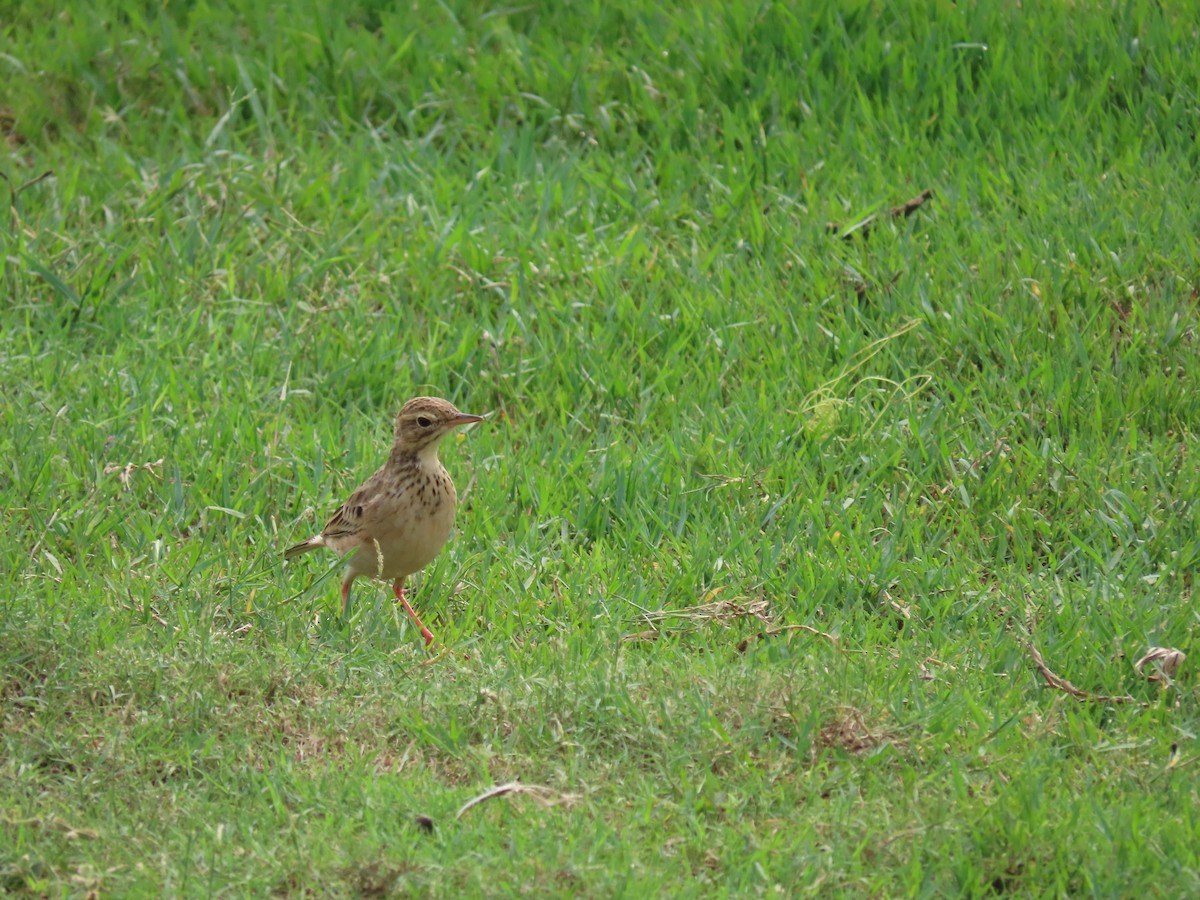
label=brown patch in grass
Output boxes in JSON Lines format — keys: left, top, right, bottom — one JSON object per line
{"left": 342, "top": 861, "right": 418, "bottom": 898}
{"left": 0, "top": 107, "right": 26, "bottom": 146}
{"left": 816, "top": 706, "right": 892, "bottom": 756}
{"left": 271, "top": 872, "right": 322, "bottom": 898}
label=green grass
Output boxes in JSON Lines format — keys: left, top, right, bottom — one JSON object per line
{"left": 2, "top": 0, "right": 1199, "bottom": 895}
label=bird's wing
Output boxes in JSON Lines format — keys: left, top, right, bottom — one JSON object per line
{"left": 320, "top": 473, "right": 383, "bottom": 542}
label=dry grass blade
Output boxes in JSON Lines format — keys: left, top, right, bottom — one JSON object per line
{"left": 627, "top": 596, "right": 837, "bottom": 651}
{"left": 1133, "top": 647, "right": 1186, "bottom": 681}
{"left": 634, "top": 595, "right": 772, "bottom": 626}
{"left": 624, "top": 595, "right": 774, "bottom": 642}
{"left": 1, "top": 815, "right": 98, "bottom": 841}
{"left": 456, "top": 780, "right": 579, "bottom": 820}
{"left": 103, "top": 458, "right": 165, "bottom": 490}
{"left": 794, "top": 319, "right": 929, "bottom": 439}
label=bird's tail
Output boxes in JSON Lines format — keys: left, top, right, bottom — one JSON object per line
{"left": 284, "top": 536, "right": 324, "bottom": 560}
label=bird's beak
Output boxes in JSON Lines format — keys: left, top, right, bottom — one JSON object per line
{"left": 453, "top": 412, "right": 484, "bottom": 426}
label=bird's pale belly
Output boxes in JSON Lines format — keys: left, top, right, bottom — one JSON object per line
{"left": 345, "top": 493, "right": 457, "bottom": 581}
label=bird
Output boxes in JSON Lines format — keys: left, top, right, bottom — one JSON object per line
{"left": 284, "top": 396, "right": 482, "bottom": 645}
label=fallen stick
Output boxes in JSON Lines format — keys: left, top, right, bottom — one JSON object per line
{"left": 737, "top": 623, "right": 839, "bottom": 653}
{"left": 827, "top": 188, "right": 933, "bottom": 240}
{"left": 1019, "top": 639, "right": 1140, "bottom": 705}
{"left": 456, "top": 781, "right": 578, "bottom": 820}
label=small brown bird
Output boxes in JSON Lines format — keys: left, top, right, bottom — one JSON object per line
{"left": 284, "top": 396, "right": 482, "bottom": 645}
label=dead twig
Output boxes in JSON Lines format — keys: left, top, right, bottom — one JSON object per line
{"left": 634, "top": 594, "right": 772, "bottom": 627}
{"left": 851, "top": 268, "right": 903, "bottom": 304}
{"left": 2, "top": 169, "right": 53, "bottom": 206}
{"left": 736, "top": 623, "right": 839, "bottom": 653}
{"left": 622, "top": 593, "right": 771, "bottom": 642}
{"left": 456, "top": 780, "right": 578, "bottom": 820}
{"left": 2, "top": 169, "right": 54, "bottom": 232}
{"left": 621, "top": 629, "right": 660, "bottom": 644}
{"left": 103, "top": 458, "right": 165, "bottom": 490}
{"left": 123, "top": 589, "right": 170, "bottom": 629}
{"left": 1018, "top": 638, "right": 1140, "bottom": 706}
{"left": 827, "top": 188, "right": 933, "bottom": 240}
{"left": 628, "top": 595, "right": 838, "bottom": 653}
{"left": 932, "top": 440, "right": 1008, "bottom": 498}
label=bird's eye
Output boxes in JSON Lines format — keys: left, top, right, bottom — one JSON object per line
{"left": 416, "top": 416, "right": 432, "bottom": 428}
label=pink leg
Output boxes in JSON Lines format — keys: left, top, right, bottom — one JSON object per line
{"left": 340, "top": 573, "right": 355, "bottom": 616}
{"left": 394, "top": 578, "right": 434, "bottom": 646}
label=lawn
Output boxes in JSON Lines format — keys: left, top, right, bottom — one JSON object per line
{"left": 2, "top": 1, "right": 1198, "bottom": 895}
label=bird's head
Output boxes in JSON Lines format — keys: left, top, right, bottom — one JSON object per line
{"left": 392, "top": 396, "right": 483, "bottom": 454}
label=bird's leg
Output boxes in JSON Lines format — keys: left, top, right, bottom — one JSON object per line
{"left": 393, "top": 578, "right": 434, "bottom": 646}
{"left": 340, "top": 573, "right": 355, "bottom": 617}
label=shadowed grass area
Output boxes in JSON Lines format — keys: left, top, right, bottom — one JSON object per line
{"left": 2, "top": 0, "right": 1198, "bottom": 894}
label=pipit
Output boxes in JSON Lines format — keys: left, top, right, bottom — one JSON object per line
{"left": 284, "top": 396, "right": 482, "bottom": 645}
